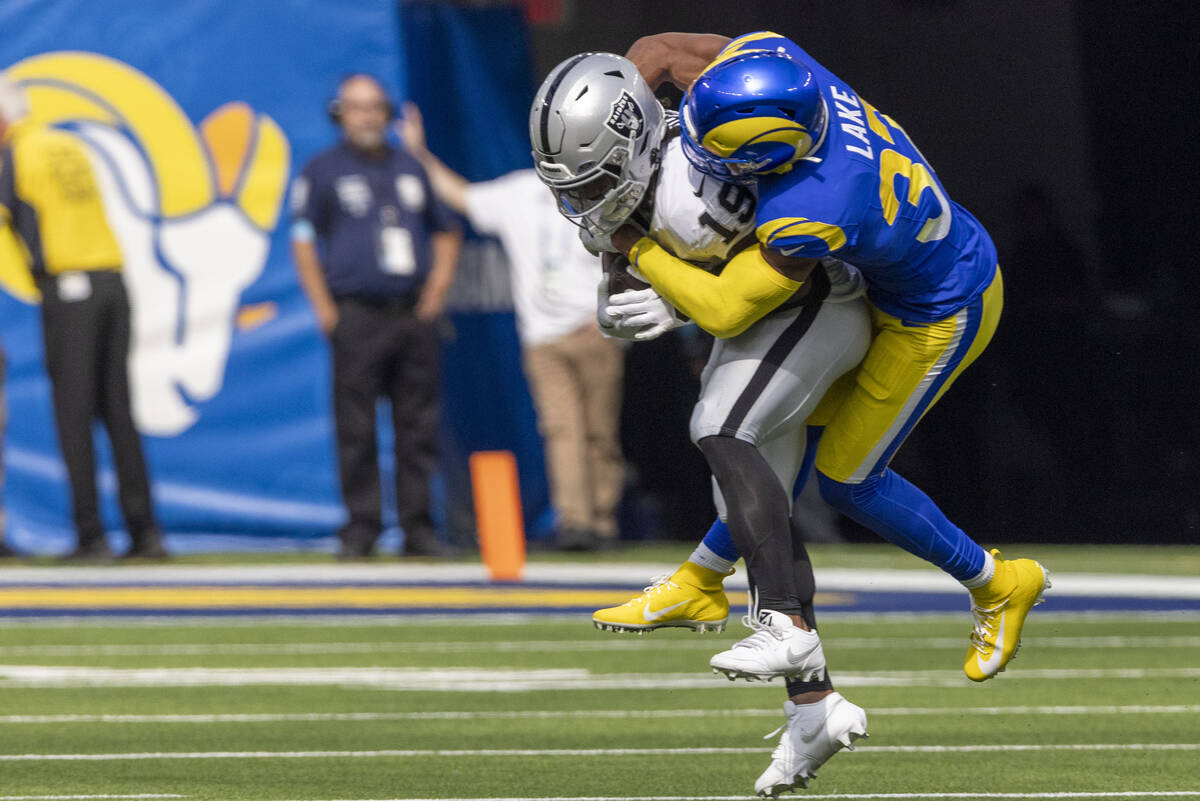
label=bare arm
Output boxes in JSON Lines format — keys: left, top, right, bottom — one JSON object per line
{"left": 625, "top": 33, "right": 731, "bottom": 90}
{"left": 416, "top": 229, "right": 463, "bottom": 321}
{"left": 291, "top": 238, "right": 339, "bottom": 335}
{"left": 397, "top": 103, "right": 469, "bottom": 215}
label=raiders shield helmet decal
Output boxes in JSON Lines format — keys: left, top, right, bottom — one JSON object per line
{"left": 605, "top": 90, "right": 644, "bottom": 139}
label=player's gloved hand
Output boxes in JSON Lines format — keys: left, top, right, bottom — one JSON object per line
{"left": 605, "top": 287, "right": 688, "bottom": 341}
{"left": 595, "top": 277, "right": 623, "bottom": 336}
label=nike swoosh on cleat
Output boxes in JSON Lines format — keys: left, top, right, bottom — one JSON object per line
{"left": 786, "top": 646, "right": 812, "bottom": 665}
{"left": 643, "top": 601, "right": 688, "bottom": 622}
{"left": 976, "top": 609, "right": 1007, "bottom": 675}
{"left": 798, "top": 704, "right": 837, "bottom": 741}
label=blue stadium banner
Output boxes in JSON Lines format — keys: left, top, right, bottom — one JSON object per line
{"left": 0, "top": 1, "right": 409, "bottom": 552}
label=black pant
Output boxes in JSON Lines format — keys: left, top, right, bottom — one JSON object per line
{"left": 40, "top": 270, "right": 156, "bottom": 545}
{"left": 330, "top": 297, "right": 439, "bottom": 547}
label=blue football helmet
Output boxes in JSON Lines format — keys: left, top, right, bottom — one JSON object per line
{"left": 680, "top": 49, "right": 827, "bottom": 184}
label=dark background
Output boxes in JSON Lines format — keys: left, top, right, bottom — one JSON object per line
{"left": 521, "top": 0, "right": 1200, "bottom": 545}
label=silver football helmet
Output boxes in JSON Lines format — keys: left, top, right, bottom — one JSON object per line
{"left": 530, "top": 52, "right": 666, "bottom": 236}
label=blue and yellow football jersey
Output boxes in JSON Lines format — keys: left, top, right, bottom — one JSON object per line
{"left": 717, "top": 32, "right": 997, "bottom": 324}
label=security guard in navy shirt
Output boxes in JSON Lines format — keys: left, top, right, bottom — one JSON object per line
{"left": 291, "top": 74, "right": 462, "bottom": 558}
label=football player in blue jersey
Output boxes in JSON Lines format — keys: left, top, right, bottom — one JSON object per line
{"left": 593, "top": 31, "right": 1051, "bottom": 686}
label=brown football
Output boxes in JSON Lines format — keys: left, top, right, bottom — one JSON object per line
{"left": 603, "top": 251, "right": 650, "bottom": 295}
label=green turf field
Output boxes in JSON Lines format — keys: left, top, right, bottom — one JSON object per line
{"left": 0, "top": 607, "right": 1198, "bottom": 800}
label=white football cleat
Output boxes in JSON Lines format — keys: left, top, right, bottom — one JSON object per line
{"left": 755, "top": 693, "right": 869, "bottom": 797}
{"left": 710, "top": 609, "right": 826, "bottom": 682}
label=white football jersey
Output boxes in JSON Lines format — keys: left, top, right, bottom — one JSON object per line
{"left": 649, "top": 135, "right": 755, "bottom": 270}
{"left": 646, "top": 134, "right": 864, "bottom": 302}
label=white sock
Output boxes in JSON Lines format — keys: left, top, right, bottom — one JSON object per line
{"left": 687, "top": 542, "right": 735, "bottom": 575}
{"left": 961, "top": 549, "right": 996, "bottom": 590}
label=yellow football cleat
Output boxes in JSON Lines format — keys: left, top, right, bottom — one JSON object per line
{"left": 964, "top": 549, "right": 1051, "bottom": 681}
{"left": 593, "top": 562, "right": 731, "bottom": 634}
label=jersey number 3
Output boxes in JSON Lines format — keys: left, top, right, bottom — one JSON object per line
{"left": 871, "top": 109, "right": 952, "bottom": 244}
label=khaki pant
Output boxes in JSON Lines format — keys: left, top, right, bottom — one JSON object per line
{"left": 523, "top": 324, "right": 625, "bottom": 540}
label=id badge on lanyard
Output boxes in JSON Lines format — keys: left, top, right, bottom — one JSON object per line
{"left": 377, "top": 205, "right": 416, "bottom": 276}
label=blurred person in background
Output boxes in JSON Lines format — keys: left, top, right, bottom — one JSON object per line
{"left": 399, "top": 103, "right": 624, "bottom": 551}
{"left": 290, "top": 75, "right": 462, "bottom": 559}
{"left": 0, "top": 77, "right": 165, "bottom": 561}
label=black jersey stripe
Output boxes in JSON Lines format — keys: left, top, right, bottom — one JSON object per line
{"left": 719, "top": 264, "right": 831, "bottom": 438}
{"left": 539, "top": 53, "right": 591, "bottom": 154}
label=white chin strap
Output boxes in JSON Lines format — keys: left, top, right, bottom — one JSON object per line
{"left": 799, "top": 97, "right": 831, "bottom": 164}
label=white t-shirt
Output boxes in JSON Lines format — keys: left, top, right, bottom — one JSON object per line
{"left": 465, "top": 170, "right": 600, "bottom": 347}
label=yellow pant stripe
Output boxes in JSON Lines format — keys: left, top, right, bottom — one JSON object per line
{"left": 844, "top": 306, "right": 971, "bottom": 483}
{"left": 813, "top": 268, "right": 1003, "bottom": 484}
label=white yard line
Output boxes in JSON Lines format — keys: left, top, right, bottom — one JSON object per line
{"left": 2, "top": 634, "right": 1198, "bottom": 657}
{"left": 2, "top": 705, "right": 1197, "bottom": 726}
{"left": 2, "top": 610, "right": 1199, "bottom": 627}
{"left": 2, "top": 665, "right": 1199, "bottom": 691}
{"left": 0, "top": 563, "right": 1196, "bottom": 598}
{"left": 867, "top": 704, "right": 1200, "bottom": 716}
{"left": 1, "top": 744, "right": 1198, "bottom": 761}
{"left": 0, "top": 614, "right": 553, "bottom": 629}
{"left": 827, "top": 635, "right": 1200, "bottom": 650}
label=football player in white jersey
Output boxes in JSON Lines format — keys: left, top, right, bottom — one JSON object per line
{"left": 532, "top": 53, "right": 869, "bottom": 795}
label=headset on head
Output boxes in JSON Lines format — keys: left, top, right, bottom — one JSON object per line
{"left": 327, "top": 72, "right": 397, "bottom": 125}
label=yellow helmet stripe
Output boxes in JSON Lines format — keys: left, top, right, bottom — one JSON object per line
{"left": 702, "top": 46, "right": 769, "bottom": 74}
{"left": 716, "top": 31, "right": 786, "bottom": 58}
{"left": 702, "top": 31, "right": 786, "bottom": 74}
{"left": 701, "top": 116, "right": 809, "bottom": 158}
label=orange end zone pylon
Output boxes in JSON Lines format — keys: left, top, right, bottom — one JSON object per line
{"left": 469, "top": 450, "right": 526, "bottom": 582}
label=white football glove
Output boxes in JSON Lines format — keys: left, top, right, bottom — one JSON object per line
{"left": 605, "top": 287, "right": 688, "bottom": 341}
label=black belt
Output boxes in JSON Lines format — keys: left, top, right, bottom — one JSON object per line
{"left": 36, "top": 266, "right": 121, "bottom": 284}
{"left": 335, "top": 292, "right": 420, "bottom": 313}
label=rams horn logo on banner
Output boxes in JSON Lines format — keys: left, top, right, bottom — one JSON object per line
{"left": 0, "top": 51, "right": 291, "bottom": 436}
{"left": 604, "top": 90, "right": 644, "bottom": 139}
